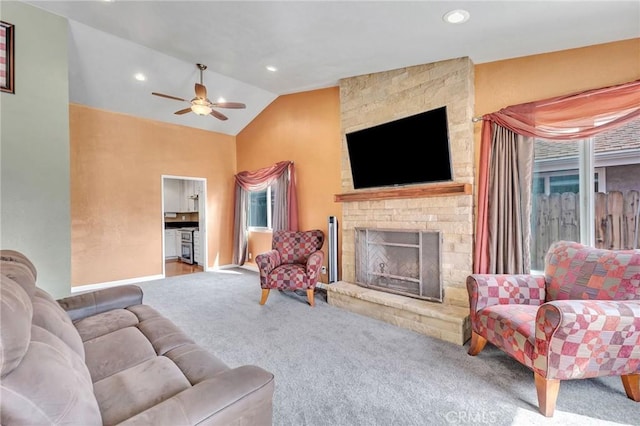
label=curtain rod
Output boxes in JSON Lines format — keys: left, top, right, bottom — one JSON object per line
{"left": 472, "top": 116, "right": 483, "bottom": 122}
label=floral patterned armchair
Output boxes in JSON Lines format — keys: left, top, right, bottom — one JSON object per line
{"left": 255, "top": 229, "right": 325, "bottom": 307}
{"left": 466, "top": 240, "right": 640, "bottom": 417}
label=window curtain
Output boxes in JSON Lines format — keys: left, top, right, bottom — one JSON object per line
{"left": 474, "top": 79, "right": 640, "bottom": 274}
{"left": 487, "top": 126, "right": 533, "bottom": 274}
{"left": 232, "top": 161, "right": 298, "bottom": 265}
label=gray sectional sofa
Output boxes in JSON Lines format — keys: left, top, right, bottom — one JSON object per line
{"left": 0, "top": 250, "right": 274, "bottom": 425}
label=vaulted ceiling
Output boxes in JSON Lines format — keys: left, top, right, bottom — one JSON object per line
{"left": 26, "top": 1, "right": 640, "bottom": 135}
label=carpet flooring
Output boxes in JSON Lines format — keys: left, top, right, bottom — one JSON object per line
{"left": 137, "top": 269, "right": 639, "bottom": 426}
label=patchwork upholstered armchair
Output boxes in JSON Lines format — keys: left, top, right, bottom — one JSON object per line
{"left": 467, "top": 240, "right": 640, "bottom": 417}
{"left": 256, "top": 229, "right": 325, "bottom": 307}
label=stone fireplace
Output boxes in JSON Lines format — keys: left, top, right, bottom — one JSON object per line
{"left": 325, "top": 57, "right": 475, "bottom": 345}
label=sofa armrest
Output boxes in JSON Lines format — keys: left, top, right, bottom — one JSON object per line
{"left": 255, "top": 250, "right": 281, "bottom": 286}
{"left": 466, "top": 274, "right": 546, "bottom": 314}
{"left": 57, "top": 285, "right": 143, "bottom": 321}
{"left": 118, "top": 365, "right": 275, "bottom": 426}
{"left": 306, "top": 250, "right": 324, "bottom": 283}
{"left": 533, "top": 300, "right": 640, "bottom": 380}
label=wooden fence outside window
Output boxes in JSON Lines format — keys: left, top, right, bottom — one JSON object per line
{"left": 531, "top": 190, "right": 640, "bottom": 270}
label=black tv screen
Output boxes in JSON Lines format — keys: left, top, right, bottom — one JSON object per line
{"left": 345, "top": 106, "right": 453, "bottom": 190}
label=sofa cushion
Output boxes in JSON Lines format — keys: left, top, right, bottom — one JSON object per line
{"left": 127, "top": 303, "right": 164, "bottom": 321}
{"left": 1, "top": 260, "right": 36, "bottom": 299}
{"left": 1, "top": 325, "right": 101, "bottom": 425}
{"left": 545, "top": 240, "right": 640, "bottom": 301}
{"left": 475, "top": 304, "right": 538, "bottom": 368}
{"left": 74, "top": 308, "right": 140, "bottom": 342}
{"left": 114, "top": 366, "right": 275, "bottom": 426}
{"left": 93, "top": 356, "right": 191, "bottom": 425}
{"left": 165, "top": 343, "right": 230, "bottom": 385}
{"left": 84, "top": 326, "right": 157, "bottom": 382}
{"left": 32, "top": 288, "right": 85, "bottom": 359}
{"left": 0, "top": 276, "right": 32, "bottom": 377}
{"left": 0, "top": 250, "right": 37, "bottom": 278}
{"left": 136, "top": 314, "right": 196, "bottom": 355}
{"left": 269, "top": 264, "right": 308, "bottom": 290}
{"left": 272, "top": 229, "right": 324, "bottom": 264}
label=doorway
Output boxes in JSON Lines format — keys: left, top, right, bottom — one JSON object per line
{"left": 161, "top": 175, "right": 207, "bottom": 277}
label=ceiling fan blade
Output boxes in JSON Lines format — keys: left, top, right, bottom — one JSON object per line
{"left": 174, "top": 108, "right": 193, "bottom": 115}
{"left": 212, "top": 102, "right": 246, "bottom": 109}
{"left": 210, "top": 109, "right": 228, "bottom": 121}
{"left": 195, "top": 83, "right": 207, "bottom": 99}
{"left": 152, "top": 92, "right": 187, "bottom": 102}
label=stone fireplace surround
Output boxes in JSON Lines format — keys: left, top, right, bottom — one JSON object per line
{"left": 324, "top": 57, "right": 475, "bottom": 345}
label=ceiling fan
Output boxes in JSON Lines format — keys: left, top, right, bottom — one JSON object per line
{"left": 152, "top": 63, "right": 246, "bottom": 121}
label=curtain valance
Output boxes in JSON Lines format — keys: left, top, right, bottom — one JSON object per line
{"left": 235, "top": 160, "right": 293, "bottom": 191}
{"left": 482, "top": 79, "right": 640, "bottom": 140}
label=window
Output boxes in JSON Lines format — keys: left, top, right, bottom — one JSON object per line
{"left": 248, "top": 187, "right": 274, "bottom": 230}
{"left": 530, "top": 119, "right": 640, "bottom": 270}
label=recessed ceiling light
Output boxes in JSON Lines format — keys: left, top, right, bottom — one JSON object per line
{"left": 134, "top": 73, "right": 146, "bottom": 81}
{"left": 443, "top": 9, "right": 470, "bottom": 24}
{"left": 266, "top": 65, "right": 278, "bottom": 72}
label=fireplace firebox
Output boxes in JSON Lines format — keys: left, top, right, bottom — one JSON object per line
{"left": 355, "top": 228, "right": 443, "bottom": 302}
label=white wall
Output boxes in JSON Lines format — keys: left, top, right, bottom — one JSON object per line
{"left": 0, "top": 2, "right": 70, "bottom": 298}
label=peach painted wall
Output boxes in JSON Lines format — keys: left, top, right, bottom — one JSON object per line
{"left": 70, "top": 104, "right": 236, "bottom": 286}
{"left": 236, "top": 87, "right": 343, "bottom": 281}
{"left": 474, "top": 38, "right": 640, "bottom": 166}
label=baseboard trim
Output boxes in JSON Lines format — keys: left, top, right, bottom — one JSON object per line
{"left": 72, "top": 263, "right": 255, "bottom": 293}
{"left": 239, "top": 264, "right": 258, "bottom": 272}
{"left": 204, "top": 264, "right": 247, "bottom": 272}
{"left": 71, "top": 274, "right": 164, "bottom": 293}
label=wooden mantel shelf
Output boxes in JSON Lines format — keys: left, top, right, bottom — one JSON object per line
{"left": 334, "top": 182, "right": 471, "bottom": 203}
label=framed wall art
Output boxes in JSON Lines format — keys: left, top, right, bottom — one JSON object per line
{"left": 1, "top": 21, "right": 15, "bottom": 94}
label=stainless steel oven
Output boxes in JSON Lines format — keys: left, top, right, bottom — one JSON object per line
{"left": 179, "top": 228, "right": 196, "bottom": 264}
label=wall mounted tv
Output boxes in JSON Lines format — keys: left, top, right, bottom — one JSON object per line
{"left": 346, "top": 106, "right": 453, "bottom": 190}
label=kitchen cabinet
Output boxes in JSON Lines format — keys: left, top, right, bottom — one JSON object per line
{"left": 164, "top": 229, "right": 177, "bottom": 258}
{"left": 164, "top": 179, "right": 203, "bottom": 213}
{"left": 180, "top": 180, "right": 201, "bottom": 212}
{"left": 163, "top": 179, "right": 182, "bottom": 213}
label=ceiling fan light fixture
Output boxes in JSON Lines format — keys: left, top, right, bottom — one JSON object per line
{"left": 191, "top": 103, "right": 212, "bottom": 116}
{"left": 152, "top": 63, "right": 244, "bottom": 121}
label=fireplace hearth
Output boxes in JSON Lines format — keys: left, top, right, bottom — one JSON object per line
{"left": 355, "top": 228, "right": 442, "bottom": 302}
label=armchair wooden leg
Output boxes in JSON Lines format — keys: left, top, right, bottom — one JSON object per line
{"left": 621, "top": 374, "right": 640, "bottom": 401}
{"left": 306, "top": 289, "right": 315, "bottom": 307}
{"left": 467, "top": 332, "right": 487, "bottom": 356}
{"left": 259, "top": 289, "right": 270, "bottom": 305}
{"left": 534, "top": 372, "right": 560, "bottom": 417}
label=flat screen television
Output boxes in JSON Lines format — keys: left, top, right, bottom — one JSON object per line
{"left": 345, "top": 106, "right": 453, "bottom": 190}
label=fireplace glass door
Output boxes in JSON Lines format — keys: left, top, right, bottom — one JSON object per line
{"left": 355, "top": 228, "right": 443, "bottom": 302}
